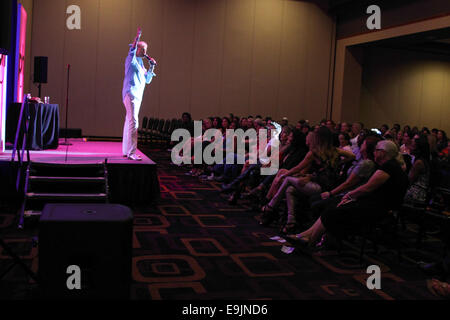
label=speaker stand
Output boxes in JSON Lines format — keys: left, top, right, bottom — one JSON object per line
{"left": 60, "top": 64, "right": 72, "bottom": 146}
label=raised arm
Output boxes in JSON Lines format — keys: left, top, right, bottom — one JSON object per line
{"left": 344, "top": 169, "right": 389, "bottom": 200}
{"left": 408, "top": 159, "right": 424, "bottom": 183}
{"left": 319, "top": 173, "right": 361, "bottom": 199}
{"left": 337, "top": 147, "right": 356, "bottom": 163}
{"left": 131, "top": 27, "right": 142, "bottom": 50}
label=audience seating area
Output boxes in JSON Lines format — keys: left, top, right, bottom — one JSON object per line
{"left": 155, "top": 113, "right": 450, "bottom": 298}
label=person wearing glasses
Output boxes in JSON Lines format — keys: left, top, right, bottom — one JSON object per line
{"left": 289, "top": 140, "right": 408, "bottom": 248}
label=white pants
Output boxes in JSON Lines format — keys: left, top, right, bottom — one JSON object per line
{"left": 122, "top": 93, "right": 141, "bottom": 156}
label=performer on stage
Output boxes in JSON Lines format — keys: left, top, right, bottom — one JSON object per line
{"left": 122, "top": 27, "right": 156, "bottom": 160}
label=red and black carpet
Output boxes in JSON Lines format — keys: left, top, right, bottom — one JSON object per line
{"left": 0, "top": 146, "right": 446, "bottom": 300}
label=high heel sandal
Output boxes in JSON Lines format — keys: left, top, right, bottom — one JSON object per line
{"left": 259, "top": 205, "right": 276, "bottom": 226}
{"left": 228, "top": 191, "right": 238, "bottom": 205}
{"left": 281, "top": 222, "right": 297, "bottom": 235}
{"left": 286, "top": 233, "right": 310, "bottom": 246}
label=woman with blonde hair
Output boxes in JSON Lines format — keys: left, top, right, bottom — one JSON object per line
{"left": 260, "top": 127, "right": 355, "bottom": 232}
{"left": 289, "top": 140, "right": 408, "bottom": 247}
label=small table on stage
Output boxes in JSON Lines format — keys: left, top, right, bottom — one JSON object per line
{"left": 6, "top": 102, "right": 60, "bottom": 150}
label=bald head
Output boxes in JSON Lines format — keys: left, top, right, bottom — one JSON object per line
{"left": 136, "top": 41, "right": 147, "bottom": 57}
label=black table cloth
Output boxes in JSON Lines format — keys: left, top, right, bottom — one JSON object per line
{"left": 6, "top": 102, "right": 59, "bottom": 150}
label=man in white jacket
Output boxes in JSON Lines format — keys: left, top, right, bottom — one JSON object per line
{"left": 122, "top": 27, "right": 156, "bottom": 160}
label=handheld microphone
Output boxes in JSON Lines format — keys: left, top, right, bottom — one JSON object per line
{"left": 144, "top": 55, "right": 157, "bottom": 66}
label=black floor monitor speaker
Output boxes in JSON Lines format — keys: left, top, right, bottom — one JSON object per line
{"left": 33, "top": 56, "right": 48, "bottom": 83}
{"left": 0, "top": 0, "right": 13, "bottom": 54}
{"left": 38, "top": 203, "right": 133, "bottom": 299}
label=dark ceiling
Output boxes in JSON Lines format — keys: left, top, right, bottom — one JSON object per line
{"left": 357, "top": 27, "right": 450, "bottom": 56}
{"left": 303, "top": 0, "right": 450, "bottom": 55}
{"left": 309, "top": 0, "right": 441, "bottom": 16}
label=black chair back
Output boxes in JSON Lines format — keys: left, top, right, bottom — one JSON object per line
{"left": 163, "top": 119, "right": 171, "bottom": 134}
{"left": 153, "top": 118, "right": 160, "bottom": 131}
{"left": 141, "top": 116, "right": 148, "bottom": 130}
{"left": 157, "top": 119, "right": 165, "bottom": 133}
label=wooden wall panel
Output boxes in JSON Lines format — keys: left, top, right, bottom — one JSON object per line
{"left": 249, "top": 0, "right": 283, "bottom": 120}
{"left": 30, "top": 0, "right": 66, "bottom": 112}
{"left": 31, "top": 0, "right": 334, "bottom": 136}
{"left": 132, "top": 0, "right": 164, "bottom": 121}
{"left": 190, "top": 0, "right": 226, "bottom": 119}
{"left": 220, "top": 0, "right": 255, "bottom": 118}
{"left": 360, "top": 47, "right": 450, "bottom": 133}
{"left": 62, "top": 0, "right": 99, "bottom": 134}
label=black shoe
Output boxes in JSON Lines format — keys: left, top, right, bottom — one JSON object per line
{"left": 220, "top": 183, "right": 235, "bottom": 193}
{"left": 259, "top": 208, "right": 277, "bottom": 226}
{"left": 214, "top": 175, "right": 226, "bottom": 182}
{"left": 242, "top": 188, "right": 261, "bottom": 200}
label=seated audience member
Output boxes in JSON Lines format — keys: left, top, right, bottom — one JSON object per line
{"left": 437, "top": 130, "right": 448, "bottom": 153}
{"left": 290, "top": 140, "right": 408, "bottom": 247}
{"left": 393, "top": 123, "right": 401, "bottom": 133}
{"left": 244, "top": 129, "right": 309, "bottom": 201}
{"left": 340, "top": 122, "right": 351, "bottom": 135}
{"left": 380, "top": 124, "right": 389, "bottom": 136}
{"left": 212, "top": 117, "right": 221, "bottom": 129}
{"left": 395, "top": 130, "right": 403, "bottom": 147}
{"left": 326, "top": 120, "right": 335, "bottom": 132}
{"left": 403, "top": 125, "right": 411, "bottom": 135}
{"left": 437, "top": 140, "right": 450, "bottom": 161}
{"left": 220, "top": 122, "right": 286, "bottom": 201}
{"left": 260, "top": 127, "right": 355, "bottom": 233}
{"left": 383, "top": 132, "right": 396, "bottom": 144}
{"left": 221, "top": 117, "right": 231, "bottom": 133}
{"left": 351, "top": 128, "right": 371, "bottom": 161}
{"left": 307, "top": 135, "right": 380, "bottom": 222}
{"left": 239, "top": 117, "right": 248, "bottom": 130}
{"left": 247, "top": 116, "right": 255, "bottom": 129}
{"left": 313, "top": 124, "right": 321, "bottom": 132}
{"left": 322, "top": 135, "right": 379, "bottom": 198}
{"left": 421, "top": 127, "right": 431, "bottom": 135}
{"left": 301, "top": 124, "right": 310, "bottom": 135}
{"left": 334, "top": 122, "right": 341, "bottom": 134}
{"left": 350, "top": 122, "right": 363, "bottom": 149}
{"left": 400, "top": 131, "right": 414, "bottom": 155}
{"left": 326, "top": 120, "right": 339, "bottom": 147}
{"left": 338, "top": 133, "right": 353, "bottom": 153}
{"left": 181, "top": 112, "right": 194, "bottom": 136}
{"left": 403, "top": 134, "right": 430, "bottom": 205}
{"left": 431, "top": 128, "right": 439, "bottom": 138}
{"left": 264, "top": 131, "right": 316, "bottom": 201}
{"left": 281, "top": 117, "right": 289, "bottom": 127}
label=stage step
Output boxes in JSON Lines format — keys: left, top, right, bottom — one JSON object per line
{"left": 29, "top": 162, "right": 106, "bottom": 177}
{"left": 26, "top": 192, "right": 108, "bottom": 199}
{"left": 28, "top": 175, "right": 107, "bottom": 194}
{"left": 29, "top": 176, "right": 106, "bottom": 182}
{"left": 18, "top": 162, "right": 110, "bottom": 228}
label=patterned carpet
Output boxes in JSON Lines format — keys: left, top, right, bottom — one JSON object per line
{"left": 0, "top": 146, "right": 447, "bottom": 300}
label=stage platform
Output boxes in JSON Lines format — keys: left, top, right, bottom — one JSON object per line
{"left": 0, "top": 139, "right": 160, "bottom": 206}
